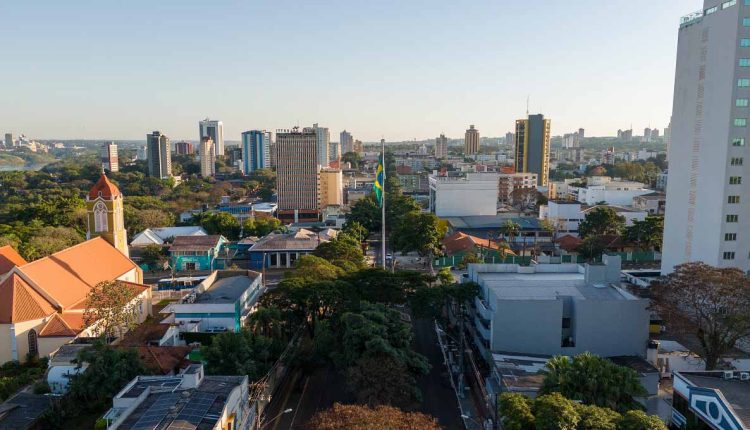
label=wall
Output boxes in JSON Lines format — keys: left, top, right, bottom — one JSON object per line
{"left": 430, "top": 174, "right": 499, "bottom": 217}
{"left": 572, "top": 298, "right": 649, "bottom": 357}
{"left": 491, "top": 300, "right": 563, "bottom": 355}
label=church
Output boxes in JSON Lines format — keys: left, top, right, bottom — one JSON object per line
{"left": 0, "top": 174, "right": 152, "bottom": 363}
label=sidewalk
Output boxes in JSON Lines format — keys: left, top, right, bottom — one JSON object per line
{"left": 434, "top": 322, "right": 492, "bottom": 430}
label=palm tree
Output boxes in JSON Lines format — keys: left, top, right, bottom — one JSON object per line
{"left": 500, "top": 220, "right": 521, "bottom": 245}
{"left": 247, "top": 306, "right": 283, "bottom": 339}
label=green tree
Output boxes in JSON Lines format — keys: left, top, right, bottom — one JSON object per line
{"left": 391, "top": 212, "right": 446, "bottom": 271}
{"left": 576, "top": 404, "right": 621, "bottom": 430}
{"left": 578, "top": 207, "right": 625, "bottom": 239}
{"left": 342, "top": 221, "right": 369, "bottom": 243}
{"left": 285, "top": 255, "right": 343, "bottom": 282}
{"left": 83, "top": 280, "right": 145, "bottom": 340}
{"left": 194, "top": 211, "right": 241, "bottom": 239}
{"left": 246, "top": 306, "right": 284, "bottom": 339}
{"left": 68, "top": 345, "right": 148, "bottom": 407}
{"left": 314, "top": 233, "right": 366, "bottom": 271}
{"left": 124, "top": 207, "right": 174, "bottom": 233}
{"left": 501, "top": 220, "right": 521, "bottom": 244}
{"left": 617, "top": 411, "right": 667, "bottom": 430}
{"left": 202, "top": 330, "right": 281, "bottom": 380}
{"left": 308, "top": 403, "right": 442, "bottom": 430}
{"left": 498, "top": 393, "right": 535, "bottom": 430}
{"left": 346, "top": 353, "right": 422, "bottom": 408}
{"left": 20, "top": 226, "right": 83, "bottom": 261}
{"left": 341, "top": 151, "right": 362, "bottom": 168}
{"left": 534, "top": 393, "right": 580, "bottom": 430}
{"left": 623, "top": 216, "right": 663, "bottom": 251}
{"left": 651, "top": 262, "right": 750, "bottom": 370}
{"left": 140, "top": 244, "right": 166, "bottom": 269}
{"left": 540, "top": 353, "right": 646, "bottom": 413}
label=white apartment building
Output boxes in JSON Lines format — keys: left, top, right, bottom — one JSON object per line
{"left": 101, "top": 142, "right": 119, "bottom": 173}
{"left": 429, "top": 173, "right": 498, "bottom": 217}
{"left": 435, "top": 134, "right": 448, "bottom": 158}
{"left": 539, "top": 200, "right": 648, "bottom": 237}
{"left": 312, "top": 123, "right": 330, "bottom": 168}
{"left": 198, "top": 118, "right": 224, "bottom": 156}
{"left": 199, "top": 137, "right": 216, "bottom": 177}
{"left": 663, "top": 0, "right": 750, "bottom": 274}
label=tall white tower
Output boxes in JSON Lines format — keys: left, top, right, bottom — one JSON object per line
{"left": 662, "top": 0, "right": 750, "bottom": 274}
{"left": 199, "top": 118, "right": 225, "bottom": 156}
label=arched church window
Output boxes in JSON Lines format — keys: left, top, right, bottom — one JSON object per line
{"left": 28, "top": 329, "right": 38, "bottom": 357}
{"left": 94, "top": 202, "right": 108, "bottom": 232}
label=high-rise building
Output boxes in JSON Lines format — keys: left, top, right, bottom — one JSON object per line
{"left": 146, "top": 131, "right": 172, "bottom": 179}
{"left": 319, "top": 168, "right": 343, "bottom": 209}
{"left": 199, "top": 137, "right": 216, "bottom": 178}
{"left": 578, "top": 128, "right": 585, "bottom": 139}
{"left": 101, "top": 142, "right": 119, "bottom": 173}
{"left": 312, "top": 123, "right": 330, "bottom": 167}
{"left": 644, "top": 127, "right": 653, "bottom": 142}
{"left": 515, "top": 114, "right": 551, "bottom": 186}
{"left": 340, "top": 130, "right": 354, "bottom": 154}
{"left": 652, "top": 128, "right": 660, "bottom": 138}
{"left": 227, "top": 146, "right": 243, "bottom": 169}
{"left": 175, "top": 141, "right": 194, "bottom": 155}
{"left": 435, "top": 134, "right": 448, "bottom": 158}
{"left": 199, "top": 118, "right": 224, "bottom": 156}
{"left": 464, "top": 125, "right": 480, "bottom": 154}
{"left": 4, "top": 133, "right": 14, "bottom": 148}
{"left": 269, "top": 140, "right": 277, "bottom": 168}
{"left": 275, "top": 127, "right": 320, "bottom": 222}
{"left": 241, "top": 130, "right": 271, "bottom": 174}
{"left": 505, "top": 132, "right": 515, "bottom": 146}
{"left": 353, "top": 139, "right": 363, "bottom": 153}
{"left": 328, "top": 141, "right": 341, "bottom": 164}
{"left": 663, "top": 0, "right": 750, "bottom": 274}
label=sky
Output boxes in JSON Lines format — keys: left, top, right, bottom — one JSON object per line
{"left": 0, "top": 0, "right": 698, "bottom": 142}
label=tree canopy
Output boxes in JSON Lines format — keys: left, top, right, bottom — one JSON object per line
{"left": 308, "top": 403, "right": 442, "bottom": 430}
{"left": 578, "top": 207, "right": 625, "bottom": 239}
{"left": 651, "top": 262, "right": 750, "bottom": 369}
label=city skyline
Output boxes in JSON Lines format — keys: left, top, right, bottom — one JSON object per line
{"left": 1, "top": 0, "right": 691, "bottom": 141}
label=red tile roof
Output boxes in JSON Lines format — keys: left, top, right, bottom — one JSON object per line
{"left": 555, "top": 234, "right": 584, "bottom": 253}
{"left": 442, "top": 232, "right": 514, "bottom": 256}
{"left": 0, "top": 273, "right": 56, "bottom": 323}
{"left": 0, "top": 246, "right": 27, "bottom": 275}
{"left": 133, "top": 346, "right": 193, "bottom": 375}
{"left": 39, "top": 313, "right": 80, "bottom": 337}
{"left": 88, "top": 173, "right": 121, "bottom": 200}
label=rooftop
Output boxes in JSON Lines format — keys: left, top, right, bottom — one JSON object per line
{"left": 446, "top": 216, "right": 543, "bottom": 230}
{"left": 249, "top": 228, "right": 336, "bottom": 252}
{"left": 678, "top": 371, "right": 750, "bottom": 427}
{"left": 0, "top": 393, "right": 50, "bottom": 430}
{"left": 195, "top": 274, "right": 259, "bottom": 304}
{"left": 169, "top": 235, "right": 225, "bottom": 252}
{"left": 117, "top": 375, "right": 247, "bottom": 430}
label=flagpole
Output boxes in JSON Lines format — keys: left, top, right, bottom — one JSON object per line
{"left": 381, "top": 138, "right": 386, "bottom": 269}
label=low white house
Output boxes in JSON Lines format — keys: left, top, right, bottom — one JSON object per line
{"left": 540, "top": 200, "right": 648, "bottom": 237}
{"left": 130, "top": 226, "right": 207, "bottom": 247}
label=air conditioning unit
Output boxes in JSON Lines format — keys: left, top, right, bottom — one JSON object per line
{"left": 740, "top": 372, "right": 750, "bottom": 381}
{"left": 723, "top": 371, "right": 734, "bottom": 380}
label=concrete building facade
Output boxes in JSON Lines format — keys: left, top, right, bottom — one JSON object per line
{"left": 465, "top": 125, "right": 480, "bottom": 154}
{"left": 275, "top": 127, "right": 320, "bottom": 222}
{"left": 435, "top": 134, "right": 448, "bottom": 158}
{"left": 146, "top": 131, "right": 172, "bottom": 179}
{"left": 319, "top": 168, "right": 343, "bottom": 209}
{"left": 199, "top": 137, "right": 216, "bottom": 178}
{"left": 429, "top": 173, "right": 499, "bottom": 217}
{"left": 241, "top": 130, "right": 271, "bottom": 174}
{"left": 663, "top": 0, "right": 750, "bottom": 274}
{"left": 515, "top": 114, "right": 552, "bottom": 186}
{"left": 198, "top": 118, "right": 224, "bottom": 156}
{"left": 101, "top": 142, "right": 119, "bottom": 173}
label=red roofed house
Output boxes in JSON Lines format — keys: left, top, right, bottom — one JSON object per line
{"left": 0, "top": 174, "right": 151, "bottom": 363}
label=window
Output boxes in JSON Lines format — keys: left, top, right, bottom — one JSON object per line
{"left": 27, "top": 330, "right": 38, "bottom": 357}
{"left": 741, "top": 59, "right": 750, "bottom": 67}
{"left": 724, "top": 252, "right": 736, "bottom": 260}
{"left": 738, "top": 98, "right": 750, "bottom": 107}
{"left": 707, "top": 6, "right": 719, "bottom": 14}
{"left": 727, "top": 214, "right": 739, "bottom": 222}
{"left": 729, "top": 195, "right": 741, "bottom": 203}
{"left": 726, "top": 233, "right": 738, "bottom": 241}
{"left": 732, "top": 157, "right": 744, "bottom": 165}
{"left": 744, "top": 18, "right": 750, "bottom": 26}
{"left": 730, "top": 176, "right": 742, "bottom": 184}
{"left": 734, "top": 138, "right": 746, "bottom": 146}
{"left": 735, "top": 118, "right": 748, "bottom": 127}
{"left": 739, "top": 79, "right": 750, "bottom": 87}
{"left": 93, "top": 202, "right": 108, "bottom": 233}
{"left": 725, "top": 0, "right": 738, "bottom": 7}
{"left": 742, "top": 39, "right": 750, "bottom": 47}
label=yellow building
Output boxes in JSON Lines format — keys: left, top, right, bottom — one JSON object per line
{"left": 319, "top": 168, "right": 343, "bottom": 210}
{"left": 86, "top": 174, "right": 129, "bottom": 257}
{"left": 514, "top": 114, "right": 551, "bottom": 186}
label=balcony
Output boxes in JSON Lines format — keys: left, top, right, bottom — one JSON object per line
{"left": 474, "top": 315, "right": 491, "bottom": 341}
{"left": 474, "top": 296, "right": 493, "bottom": 322}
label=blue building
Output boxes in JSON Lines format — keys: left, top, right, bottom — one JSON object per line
{"left": 168, "top": 235, "right": 228, "bottom": 271}
{"left": 241, "top": 130, "right": 271, "bottom": 174}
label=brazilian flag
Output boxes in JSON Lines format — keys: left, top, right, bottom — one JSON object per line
{"left": 374, "top": 153, "right": 385, "bottom": 207}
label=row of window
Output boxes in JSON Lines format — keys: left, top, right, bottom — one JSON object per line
{"left": 730, "top": 176, "right": 742, "bottom": 184}
{"left": 721, "top": 251, "right": 750, "bottom": 260}
{"left": 709, "top": 0, "right": 738, "bottom": 14}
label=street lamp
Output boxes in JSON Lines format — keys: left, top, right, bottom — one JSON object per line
{"left": 260, "top": 408, "right": 293, "bottom": 429}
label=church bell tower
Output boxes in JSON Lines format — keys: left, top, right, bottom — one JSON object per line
{"left": 86, "top": 173, "right": 129, "bottom": 257}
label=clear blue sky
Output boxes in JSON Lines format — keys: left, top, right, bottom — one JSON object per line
{"left": 0, "top": 0, "right": 697, "bottom": 141}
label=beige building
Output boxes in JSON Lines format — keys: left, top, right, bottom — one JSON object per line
{"left": 275, "top": 127, "right": 320, "bottom": 222}
{"left": 435, "top": 134, "right": 448, "bottom": 158}
{"left": 319, "top": 168, "right": 343, "bottom": 209}
{"left": 498, "top": 172, "right": 538, "bottom": 204}
{"left": 464, "top": 125, "right": 480, "bottom": 154}
{"left": 199, "top": 136, "right": 216, "bottom": 177}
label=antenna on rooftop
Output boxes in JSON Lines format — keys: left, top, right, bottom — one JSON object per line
{"left": 526, "top": 95, "right": 529, "bottom": 116}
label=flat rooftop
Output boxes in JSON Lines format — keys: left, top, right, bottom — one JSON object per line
{"left": 118, "top": 376, "right": 245, "bottom": 430}
{"left": 196, "top": 275, "right": 256, "bottom": 304}
{"left": 476, "top": 270, "right": 634, "bottom": 301}
{"left": 679, "top": 372, "right": 750, "bottom": 427}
